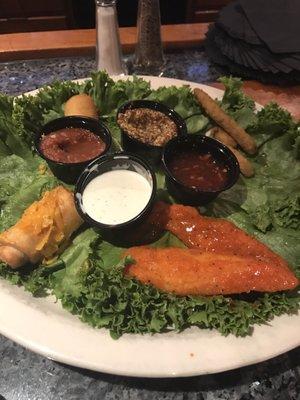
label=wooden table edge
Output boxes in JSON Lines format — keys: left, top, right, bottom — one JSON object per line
{"left": 0, "top": 23, "right": 209, "bottom": 62}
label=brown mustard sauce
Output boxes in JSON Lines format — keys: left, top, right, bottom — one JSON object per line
{"left": 118, "top": 108, "right": 177, "bottom": 146}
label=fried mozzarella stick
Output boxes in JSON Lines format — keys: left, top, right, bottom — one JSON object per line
{"left": 211, "top": 128, "right": 254, "bottom": 177}
{"left": 194, "top": 88, "right": 257, "bottom": 154}
{"left": 0, "top": 186, "right": 82, "bottom": 269}
{"left": 211, "top": 126, "right": 237, "bottom": 148}
{"left": 125, "top": 247, "right": 298, "bottom": 296}
{"left": 227, "top": 146, "right": 254, "bottom": 177}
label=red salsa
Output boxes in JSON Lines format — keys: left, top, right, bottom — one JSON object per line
{"left": 40, "top": 127, "right": 106, "bottom": 163}
{"left": 168, "top": 151, "right": 229, "bottom": 191}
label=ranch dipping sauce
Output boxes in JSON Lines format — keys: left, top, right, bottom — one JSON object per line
{"left": 82, "top": 170, "right": 152, "bottom": 225}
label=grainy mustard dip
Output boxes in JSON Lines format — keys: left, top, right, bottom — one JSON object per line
{"left": 118, "top": 108, "right": 178, "bottom": 146}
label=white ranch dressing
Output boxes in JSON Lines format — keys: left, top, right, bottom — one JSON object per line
{"left": 82, "top": 170, "right": 152, "bottom": 225}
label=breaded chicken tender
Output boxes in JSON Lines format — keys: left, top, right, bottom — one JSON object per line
{"left": 125, "top": 247, "right": 298, "bottom": 296}
{"left": 124, "top": 203, "right": 298, "bottom": 295}
{"left": 165, "top": 204, "right": 291, "bottom": 271}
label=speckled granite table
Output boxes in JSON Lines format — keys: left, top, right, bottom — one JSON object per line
{"left": 0, "top": 51, "right": 299, "bottom": 400}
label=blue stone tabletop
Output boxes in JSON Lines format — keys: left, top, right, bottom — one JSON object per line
{"left": 0, "top": 51, "right": 299, "bottom": 400}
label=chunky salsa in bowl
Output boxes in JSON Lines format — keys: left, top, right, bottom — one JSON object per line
{"left": 162, "top": 134, "right": 240, "bottom": 205}
{"left": 35, "top": 116, "right": 112, "bottom": 184}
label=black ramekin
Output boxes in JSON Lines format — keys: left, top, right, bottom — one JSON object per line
{"left": 116, "top": 99, "right": 187, "bottom": 167}
{"left": 34, "top": 116, "right": 112, "bottom": 184}
{"left": 74, "top": 152, "right": 157, "bottom": 246}
{"left": 162, "top": 135, "right": 240, "bottom": 206}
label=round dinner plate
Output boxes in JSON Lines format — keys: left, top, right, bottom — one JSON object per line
{"left": 0, "top": 76, "right": 299, "bottom": 378}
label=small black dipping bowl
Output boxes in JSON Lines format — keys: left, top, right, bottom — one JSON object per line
{"left": 74, "top": 152, "right": 157, "bottom": 246}
{"left": 162, "top": 135, "right": 240, "bottom": 206}
{"left": 116, "top": 100, "right": 187, "bottom": 167}
{"left": 34, "top": 116, "right": 112, "bottom": 184}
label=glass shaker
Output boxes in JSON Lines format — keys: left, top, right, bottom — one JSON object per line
{"left": 133, "top": 0, "right": 165, "bottom": 76}
{"left": 95, "top": 0, "right": 127, "bottom": 75}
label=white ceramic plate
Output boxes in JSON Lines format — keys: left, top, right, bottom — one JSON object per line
{"left": 0, "top": 76, "right": 299, "bottom": 378}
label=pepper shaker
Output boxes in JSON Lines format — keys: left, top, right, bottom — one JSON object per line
{"left": 133, "top": 0, "right": 165, "bottom": 75}
{"left": 95, "top": 0, "right": 127, "bottom": 75}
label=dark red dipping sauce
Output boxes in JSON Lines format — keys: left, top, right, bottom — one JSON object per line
{"left": 168, "top": 151, "right": 229, "bottom": 191}
{"left": 40, "top": 127, "right": 106, "bottom": 163}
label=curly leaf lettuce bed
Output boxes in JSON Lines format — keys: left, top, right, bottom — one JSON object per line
{"left": 0, "top": 73, "right": 299, "bottom": 339}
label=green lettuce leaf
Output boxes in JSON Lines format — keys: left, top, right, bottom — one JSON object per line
{"left": 85, "top": 72, "right": 151, "bottom": 116}
{"left": 248, "top": 102, "right": 296, "bottom": 146}
{"left": 146, "top": 84, "right": 209, "bottom": 133}
{"left": 51, "top": 229, "right": 99, "bottom": 298}
{"left": 13, "top": 80, "right": 82, "bottom": 147}
{"left": 219, "top": 76, "right": 257, "bottom": 129}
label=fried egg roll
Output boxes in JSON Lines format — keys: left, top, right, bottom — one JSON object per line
{"left": 0, "top": 186, "right": 82, "bottom": 269}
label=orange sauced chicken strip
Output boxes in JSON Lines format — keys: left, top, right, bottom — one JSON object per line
{"left": 124, "top": 203, "right": 298, "bottom": 295}
{"left": 125, "top": 247, "right": 298, "bottom": 296}
{"left": 165, "top": 204, "right": 291, "bottom": 271}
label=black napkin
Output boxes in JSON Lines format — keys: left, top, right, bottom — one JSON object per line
{"left": 216, "top": 9, "right": 300, "bottom": 73}
{"left": 217, "top": 1, "right": 260, "bottom": 45}
{"left": 213, "top": 25, "right": 297, "bottom": 73}
{"left": 240, "top": 0, "right": 300, "bottom": 54}
{"left": 205, "top": 25, "right": 300, "bottom": 85}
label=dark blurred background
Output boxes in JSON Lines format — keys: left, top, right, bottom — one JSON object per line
{"left": 77, "top": 0, "right": 186, "bottom": 28}
{"left": 0, "top": 0, "right": 232, "bottom": 33}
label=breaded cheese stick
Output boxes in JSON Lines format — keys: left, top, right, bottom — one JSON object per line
{"left": 211, "top": 126, "right": 237, "bottom": 148}
{"left": 228, "top": 146, "right": 254, "bottom": 177}
{"left": 194, "top": 88, "right": 257, "bottom": 154}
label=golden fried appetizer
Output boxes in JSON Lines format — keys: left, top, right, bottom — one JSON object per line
{"left": 125, "top": 247, "right": 298, "bottom": 296}
{"left": 0, "top": 186, "right": 82, "bottom": 268}
{"left": 165, "top": 204, "right": 291, "bottom": 271}
{"left": 211, "top": 126, "right": 237, "bottom": 148}
{"left": 211, "top": 127, "right": 254, "bottom": 177}
{"left": 227, "top": 146, "right": 255, "bottom": 177}
{"left": 194, "top": 88, "right": 257, "bottom": 154}
{"left": 64, "top": 93, "right": 98, "bottom": 119}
